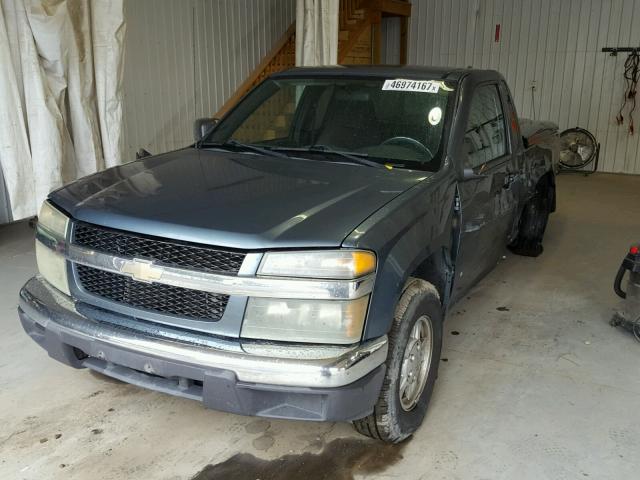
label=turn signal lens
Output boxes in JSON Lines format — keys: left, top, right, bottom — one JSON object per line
{"left": 352, "top": 251, "right": 376, "bottom": 277}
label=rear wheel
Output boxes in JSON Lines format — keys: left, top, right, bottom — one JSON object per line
{"left": 353, "top": 279, "right": 443, "bottom": 443}
{"left": 509, "top": 182, "right": 551, "bottom": 257}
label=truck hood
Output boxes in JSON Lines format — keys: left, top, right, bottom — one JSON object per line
{"left": 51, "top": 148, "right": 429, "bottom": 249}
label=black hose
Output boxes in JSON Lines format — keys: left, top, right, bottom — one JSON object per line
{"left": 614, "top": 265, "right": 627, "bottom": 299}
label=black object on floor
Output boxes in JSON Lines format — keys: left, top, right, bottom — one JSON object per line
{"left": 611, "top": 243, "right": 640, "bottom": 341}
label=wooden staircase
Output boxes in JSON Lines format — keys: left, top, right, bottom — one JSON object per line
{"left": 215, "top": 0, "right": 411, "bottom": 117}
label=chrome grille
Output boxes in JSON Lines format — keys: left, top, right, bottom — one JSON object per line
{"left": 76, "top": 265, "right": 228, "bottom": 321}
{"left": 71, "top": 221, "right": 243, "bottom": 322}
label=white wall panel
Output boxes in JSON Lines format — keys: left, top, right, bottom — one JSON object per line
{"left": 122, "top": 0, "right": 294, "bottom": 161}
{"left": 381, "top": 17, "right": 401, "bottom": 64}
{"left": 401, "top": 0, "right": 640, "bottom": 174}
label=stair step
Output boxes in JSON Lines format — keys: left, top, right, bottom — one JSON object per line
{"left": 274, "top": 115, "right": 289, "bottom": 128}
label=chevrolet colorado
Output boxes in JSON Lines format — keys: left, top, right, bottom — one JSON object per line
{"left": 18, "top": 66, "right": 558, "bottom": 443}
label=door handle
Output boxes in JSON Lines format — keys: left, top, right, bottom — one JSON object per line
{"left": 503, "top": 173, "right": 516, "bottom": 189}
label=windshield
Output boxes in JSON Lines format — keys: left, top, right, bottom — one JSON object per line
{"left": 203, "top": 77, "right": 454, "bottom": 171}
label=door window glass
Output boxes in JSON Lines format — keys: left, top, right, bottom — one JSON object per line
{"left": 464, "top": 85, "right": 506, "bottom": 168}
{"left": 499, "top": 82, "right": 521, "bottom": 147}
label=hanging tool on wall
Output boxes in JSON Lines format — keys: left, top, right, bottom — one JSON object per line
{"left": 602, "top": 47, "right": 640, "bottom": 134}
{"left": 616, "top": 50, "right": 640, "bottom": 134}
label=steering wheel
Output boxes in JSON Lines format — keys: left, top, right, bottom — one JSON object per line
{"left": 381, "top": 136, "right": 434, "bottom": 160}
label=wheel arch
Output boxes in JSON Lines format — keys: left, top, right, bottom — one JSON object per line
{"left": 360, "top": 233, "right": 456, "bottom": 341}
{"left": 406, "top": 248, "right": 452, "bottom": 307}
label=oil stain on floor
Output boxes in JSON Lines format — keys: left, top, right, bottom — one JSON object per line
{"left": 191, "top": 437, "right": 408, "bottom": 480}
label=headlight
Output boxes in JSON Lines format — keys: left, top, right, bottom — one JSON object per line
{"left": 35, "top": 201, "right": 70, "bottom": 295}
{"left": 38, "top": 200, "right": 69, "bottom": 237}
{"left": 246, "top": 250, "right": 376, "bottom": 343}
{"left": 258, "top": 250, "right": 376, "bottom": 279}
{"left": 241, "top": 295, "right": 369, "bottom": 344}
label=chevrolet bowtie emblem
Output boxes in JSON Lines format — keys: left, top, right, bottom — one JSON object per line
{"left": 120, "top": 258, "right": 164, "bottom": 283}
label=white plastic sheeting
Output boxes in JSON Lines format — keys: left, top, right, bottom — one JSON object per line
{"left": 295, "top": 0, "right": 338, "bottom": 66}
{"left": 0, "top": 0, "right": 125, "bottom": 221}
{"left": 122, "top": 0, "right": 295, "bottom": 160}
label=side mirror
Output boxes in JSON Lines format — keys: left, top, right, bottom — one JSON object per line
{"left": 193, "top": 117, "right": 219, "bottom": 142}
{"left": 462, "top": 168, "right": 488, "bottom": 181}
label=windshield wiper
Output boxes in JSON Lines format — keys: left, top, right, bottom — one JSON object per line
{"left": 271, "top": 145, "right": 384, "bottom": 168}
{"left": 201, "top": 140, "right": 290, "bottom": 159}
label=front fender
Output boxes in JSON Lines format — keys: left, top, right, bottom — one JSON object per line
{"left": 343, "top": 172, "right": 457, "bottom": 340}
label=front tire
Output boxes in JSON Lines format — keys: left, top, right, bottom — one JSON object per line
{"left": 353, "top": 279, "right": 443, "bottom": 443}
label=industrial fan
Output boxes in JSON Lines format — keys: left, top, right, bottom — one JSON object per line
{"left": 558, "top": 127, "right": 599, "bottom": 172}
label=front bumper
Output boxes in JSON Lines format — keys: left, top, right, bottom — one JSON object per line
{"left": 18, "top": 276, "right": 387, "bottom": 421}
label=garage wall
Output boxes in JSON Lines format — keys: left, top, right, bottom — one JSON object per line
{"left": 122, "top": 0, "right": 295, "bottom": 161}
{"left": 380, "top": 17, "right": 401, "bottom": 64}
{"left": 403, "top": 0, "right": 640, "bottom": 175}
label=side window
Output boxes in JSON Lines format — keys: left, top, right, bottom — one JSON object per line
{"left": 464, "top": 85, "right": 507, "bottom": 168}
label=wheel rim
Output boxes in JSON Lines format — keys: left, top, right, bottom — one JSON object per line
{"left": 399, "top": 315, "right": 434, "bottom": 411}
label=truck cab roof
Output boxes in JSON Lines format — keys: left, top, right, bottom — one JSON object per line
{"left": 271, "top": 65, "right": 503, "bottom": 83}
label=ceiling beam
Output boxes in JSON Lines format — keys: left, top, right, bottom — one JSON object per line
{"left": 377, "top": 0, "right": 411, "bottom": 17}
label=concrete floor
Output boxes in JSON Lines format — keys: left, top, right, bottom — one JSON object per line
{"left": 1, "top": 173, "right": 639, "bottom": 480}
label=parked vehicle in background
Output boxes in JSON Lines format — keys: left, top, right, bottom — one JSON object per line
{"left": 19, "top": 66, "right": 558, "bottom": 442}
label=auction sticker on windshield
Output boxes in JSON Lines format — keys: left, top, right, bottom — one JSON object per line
{"left": 382, "top": 79, "right": 440, "bottom": 93}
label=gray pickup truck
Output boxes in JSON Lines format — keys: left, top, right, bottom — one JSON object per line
{"left": 18, "top": 66, "right": 557, "bottom": 443}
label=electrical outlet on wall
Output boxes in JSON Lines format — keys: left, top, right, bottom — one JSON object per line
{"left": 528, "top": 79, "right": 537, "bottom": 91}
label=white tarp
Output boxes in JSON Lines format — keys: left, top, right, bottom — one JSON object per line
{"left": 295, "top": 0, "right": 338, "bottom": 67}
{"left": 0, "top": 0, "right": 125, "bottom": 221}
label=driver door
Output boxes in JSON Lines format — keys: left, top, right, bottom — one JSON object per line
{"left": 453, "top": 83, "right": 511, "bottom": 300}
